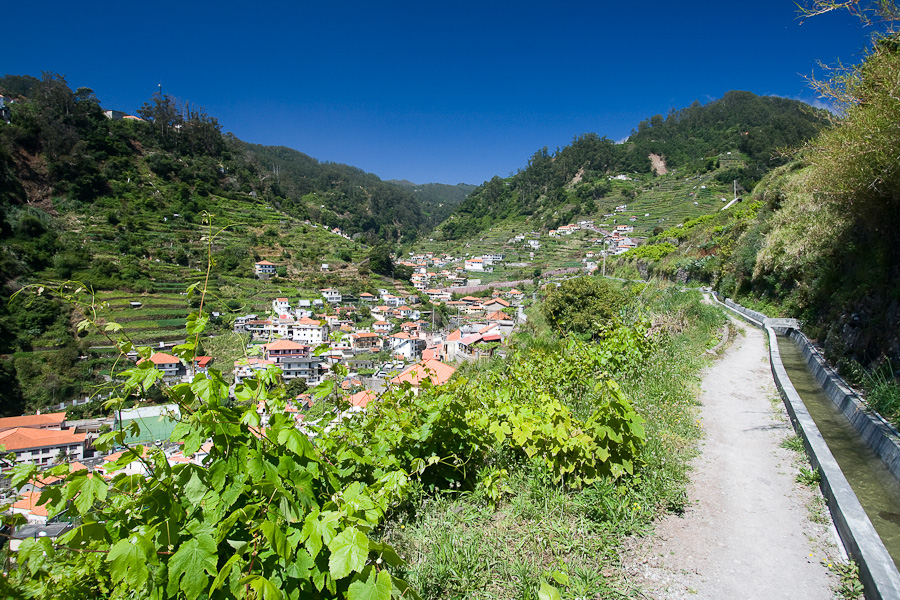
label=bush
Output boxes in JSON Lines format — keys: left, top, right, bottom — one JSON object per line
{"left": 541, "top": 276, "right": 627, "bottom": 338}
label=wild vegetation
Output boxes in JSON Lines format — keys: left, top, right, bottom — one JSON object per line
{"left": 599, "top": 22, "right": 900, "bottom": 423}
{"left": 2, "top": 276, "right": 722, "bottom": 599}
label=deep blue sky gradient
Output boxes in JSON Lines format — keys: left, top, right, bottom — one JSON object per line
{"left": 4, "top": 1, "right": 877, "bottom": 184}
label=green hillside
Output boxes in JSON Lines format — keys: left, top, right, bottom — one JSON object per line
{"left": 0, "top": 73, "right": 443, "bottom": 414}
{"left": 604, "top": 33, "right": 900, "bottom": 397}
{"left": 439, "top": 92, "right": 829, "bottom": 241}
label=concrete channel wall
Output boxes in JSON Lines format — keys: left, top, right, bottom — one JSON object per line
{"left": 711, "top": 293, "right": 900, "bottom": 599}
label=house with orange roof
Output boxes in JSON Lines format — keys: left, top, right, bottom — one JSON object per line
{"left": 422, "top": 346, "right": 441, "bottom": 361}
{"left": 445, "top": 329, "right": 463, "bottom": 362}
{"left": 0, "top": 412, "right": 67, "bottom": 433}
{"left": 141, "top": 352, "right": 185, "bottom": 379}
{"left": 373, "top": 320, "right": 393, "bottom": 334}
{"left": 390, "top": 359, "right": 456, "bottom": 392}
{"left": 348, "top": 390, "right": 377, "bottom": 410}
{"left": 263, "top": 340, "right": 325, "bottom": 385}
{"left": 10, "top": 491, "right": 52, "bottom": 524}
{"left": 388, "top": 333, "right": 426, "bottom": 360}
{"left": 483, "top": 298, "right": 511, "bottom": 310}
{"left": 350, "top": 332, "right": 382, "bottom": 351}
{"left": 0, "top": 426, "right": 86, "bottom": 469}
{"left": 193, "top": 356, "right": 214, "bottom": 374}
{"left": 293, "top": 317, "right": 328, "bottom": 345}
{"left": 272, "top": 297, "right": 291, "bottom": 315}
{"left": 359, "top": 292, "right": 376, "bottom": 302}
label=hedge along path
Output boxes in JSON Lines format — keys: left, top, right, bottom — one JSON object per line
{"left": 623, "top": 318, "right": 841, "bottom": 599}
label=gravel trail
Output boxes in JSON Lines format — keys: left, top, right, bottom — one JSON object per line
{"left": 624, "top": 320, "right": 841, "bottom": 598}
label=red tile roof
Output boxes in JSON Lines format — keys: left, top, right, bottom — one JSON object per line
{"left": 148, "top": 352, "right": 180, "bottom": 365}
{"left": 349, "top": 390, "right": 377, "bottom": 408}
{"left": 264, "top": 340, "right": 308, "bottom": 351}
{"left": 391, "top": 359, "right": 456, "bottom": 388}
{"left": 194, "top": 356, "right": 213, "bottom": 368}
{"left": 12, "top": 491, "right": 49, "bottom": 517}
{"left": 0, "top": 427, "right": 85, "bottom": 452}
{"left": 0, "top": 412, "right": 66, "bottom": 430}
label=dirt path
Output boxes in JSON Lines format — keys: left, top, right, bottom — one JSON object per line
{"left": 623, "top": 320, "right": 841, "bottom": 598}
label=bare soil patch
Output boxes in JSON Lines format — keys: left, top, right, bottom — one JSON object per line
{"left": 649, "top": 153, "right": 668, "bottom": 176}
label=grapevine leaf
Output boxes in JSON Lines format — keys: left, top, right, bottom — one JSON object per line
{"left": 327, "top": 526, "right": 370, "bottom": 580}
{"left": 260, "top": 520, "right": 291, "bottom": 560}
{"left": 185, "top": 312, "right": 209, "bottom": 335}
{"left": 191, "top": 375, "right": 225, "bottom": 404}
{"left": 8, "top": 463, "right": 37, "bottom": 490}
{"left": 69, "top": 472, "right": 108, "bottom": 513}
{"left": 277, "top": 426, "right": 315, "bottom": 459}
{"left": 209, "top": 552, "right": 244, "bottom": 594}
{"left": 347, "top": 567, "right": 392, "bottom": 600}
{"left": 107, "top": 533, "right": 156, "bottom": 589}
{"left": 368, "top": 540, "right": 405, "bottom": 568}
{"left": 182, "top": 469, "right": 208, "bottom": 506}
{"left": 241, "top": 575, "right": 284, "bottom": 600}
{"left": 538, "top": 580, "right": 562, "bottom": 600}
{"left": 168, "top": 533, "right": 218, "bottom": 600}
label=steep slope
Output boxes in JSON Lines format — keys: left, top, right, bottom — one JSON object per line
{"left": 441, "top": 92, "right": 829, "bottom": 241}
{"left": 610, "top": 37, "right": 900, "bottom": 376}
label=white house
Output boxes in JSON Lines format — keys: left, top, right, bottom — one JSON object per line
{"left": 320, "top": 289, "right": 342, "bottom": 304}
{"left": 255, "top": 261, "right": 277, "bottom": 277}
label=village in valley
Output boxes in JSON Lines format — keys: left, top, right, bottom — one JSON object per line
{"left": 0, "top": 212, "right": 649, "bottom": 531}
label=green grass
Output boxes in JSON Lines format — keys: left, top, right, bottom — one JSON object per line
{"left": 381, "top": 285, "right": 723, "bottom": 599}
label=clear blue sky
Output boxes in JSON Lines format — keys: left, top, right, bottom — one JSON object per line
{"left": 4, "top": 1, "right": 876, "bottom": 185}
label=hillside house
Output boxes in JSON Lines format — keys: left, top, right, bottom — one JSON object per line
{"left": 390, "top": 359, "right": 456, "bottom": 393}
{"left": 0, "top": 412, "right": 68, "bottom": 433}
{"left": 350, "top": 332, "right": 382, "bottom": 352}
{"left": 320, "top": 288, "right": 342, "bottom": 304}
{"left": 293, "top": 317, "right": 328, "bottom": 345}
{"left": 264, "top": 340, "right": 325, "bottom": 385}
{"left": 272, "top": 297, "right": 291, "bottom": 315}
{"left": 142, "top": 353, "right": 185, "bottom": 379}
{"left": 255, "top": 261, "right": 277, "bottom": 278}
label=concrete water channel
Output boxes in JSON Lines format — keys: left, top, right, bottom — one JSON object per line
{"left": 777, "top": 338, "right": 900, "bottom": 569}
{"left": 712, "top": 293, "right": 900, "bottom": 598}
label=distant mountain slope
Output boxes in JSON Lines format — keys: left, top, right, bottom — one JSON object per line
{"left": 386, "top": 180, "right": 475, "bottom": 225}
{"left": 441, "top": 91, "right": 829, "bottom": 240}
{"left": 236, "top": 142, "right": 443, "bottom": 243}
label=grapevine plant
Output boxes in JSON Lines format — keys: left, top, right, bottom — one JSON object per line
{"left": 2, "top": 279, "right": 648, "bottom": 599}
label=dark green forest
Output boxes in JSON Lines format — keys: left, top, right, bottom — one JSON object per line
{"left": 442, "top": 91, "right": 829, "bottom": 240}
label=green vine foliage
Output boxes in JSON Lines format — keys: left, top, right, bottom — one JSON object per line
{"left": 4, "top": 282, "right": 416, "bottom": 600}
{"left": 3, "top": 280, "right": 648, "bottom": 599}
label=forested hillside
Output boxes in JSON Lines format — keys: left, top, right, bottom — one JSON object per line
{"left": 441, "top": 92, "right": 828, "bottom": 240}
{"left": 606, "top": 34, "right": 900, "bottom": 397}
{"left": 236, "top": 142, "right": 456, "bottom": 242}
